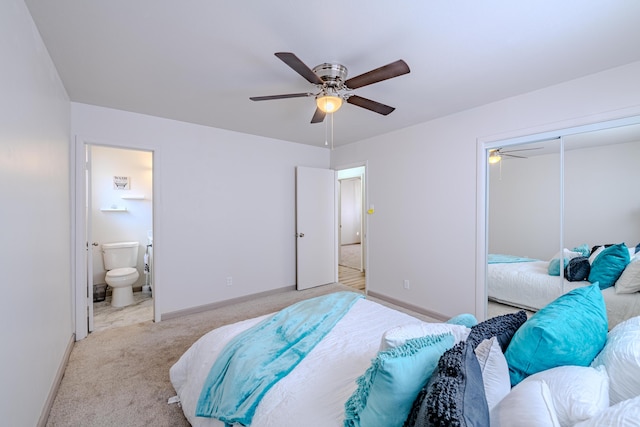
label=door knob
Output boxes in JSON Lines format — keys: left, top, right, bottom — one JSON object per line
{"left": 297, "top": 233, "right": 305, "bottom": 238}
{"left": 92, "top": 242, "right": 99, "bottom": 246}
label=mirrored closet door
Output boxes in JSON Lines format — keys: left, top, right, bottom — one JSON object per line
{"left": 482, "top": 116, "right": 640, "bottom": 318}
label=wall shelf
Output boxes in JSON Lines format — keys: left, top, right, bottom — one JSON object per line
{"left": 120, "top": 195, "right": 145, "bottom": 200}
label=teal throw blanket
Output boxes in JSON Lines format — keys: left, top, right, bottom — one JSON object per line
{"left": 488, "top": 254, "right": 538, "bottom": 264}
{"left": 196, "top": 291, "right": 364, "bottom": 425}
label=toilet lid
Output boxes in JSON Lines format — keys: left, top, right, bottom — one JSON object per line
{"left": 106, "top": 267, "right": 137, "bottom": 278}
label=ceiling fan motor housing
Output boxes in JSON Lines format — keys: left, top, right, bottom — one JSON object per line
{"left": 312, "top": 63, "right": 348, "bottom": 88}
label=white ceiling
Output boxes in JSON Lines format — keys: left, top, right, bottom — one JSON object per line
{"left": 25, "top": 1, "right": 640, "bottom": 147}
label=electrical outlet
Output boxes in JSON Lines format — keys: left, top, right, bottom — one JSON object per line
{"left": 226, "top": 276, "right": 233, "bottom": 286}
{"left": 403, "top": 279, "right": 410, "bottom": 290}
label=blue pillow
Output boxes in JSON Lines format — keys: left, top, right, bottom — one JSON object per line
{"left": 588, "top": 243, "right": 631, "bottom": 290}
{"left": 344, "top": 333, "right": 455, "bottom": 427}
{"left": 504, "top": 283, "right": 608, "bottom": 386}
{"left": 572, "top": 244, "right": 590, "bottom": 258}
{"left": 446, "top": 313, "right": 478, "bottom": 328}
{"left": 547, "top": 258, "right": 567, "bottom": 276}
{"left": 404, "top": 341, "right": 489, "bottom": 427}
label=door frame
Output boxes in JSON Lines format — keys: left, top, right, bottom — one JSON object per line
{"left": 72, "top": 136, "right": 159, "bottom": 340}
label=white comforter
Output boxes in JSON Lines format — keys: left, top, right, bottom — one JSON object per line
{"left": 170, "top": 298, "right": 422, "bottom": 427}
{"left": 488, "top": 260, "right": 640, "bottom": 329}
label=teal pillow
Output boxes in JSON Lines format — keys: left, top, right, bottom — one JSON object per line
{"left": 548, "top": 258, "right": 567, "bottom": 276}
{"left": 588, "top": 243, "right": 631, "bottom": 290}
{"left": 446, "top": 313, "right": 478, "bottom": 328}
{"left": 504, "top": 283, "right": 608, "bottom": 386}
{"left": 344, "top": 333, "right": 455, "bottom": 427}
{"left": 572, "top": 244, "right": 590, "bottom": 258}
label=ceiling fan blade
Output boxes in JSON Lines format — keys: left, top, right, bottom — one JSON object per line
{"left": 250, "top": 92, "right": 313, "bottom": 101}
{"left": 311, "top": 108, "right": 326, "bottom": 124}
{"left": 501, "top": 147, "right": 543, "bottom": 154}
{"left": 502, "top": 153, "right": 527, "bottom": 159}
{"left": 274, "top": 52, "right": 324, "bottom": 85}
{"left": 347, "top": 95, "right": 395, "bottom": 115}
{"left": 344, "top": 59, "right": 410, "bottom": 89}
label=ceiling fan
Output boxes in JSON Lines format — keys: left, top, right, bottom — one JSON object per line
{"left": 250, "top": 52, "right": 410, "bottom": 123}
{"left": 488, "top": 147, "right": 543, "bottom": 164}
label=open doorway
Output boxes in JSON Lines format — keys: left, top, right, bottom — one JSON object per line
{"left": 338, "top": 166, "right": 365, "bottom": 291}
{"left": 88, "top": 145, "right": 153, "bottom": 332}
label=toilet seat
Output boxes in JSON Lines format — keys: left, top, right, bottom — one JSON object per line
{"left": 106, "top": 267, "right": 137, "bottom": 278}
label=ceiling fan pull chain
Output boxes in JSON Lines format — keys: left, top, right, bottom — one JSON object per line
{"left": 331, "top": 112, "right": 335, "bottom": 150}
{"left": 325, "top": 116, "right": 329, "bottom": 146}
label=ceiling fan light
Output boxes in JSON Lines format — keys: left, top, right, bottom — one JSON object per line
{"left": 316, "top": 95, "right": 343, "bottom": 113}
{"left": 488, "top": 151, "right": 502, "bottom": 164}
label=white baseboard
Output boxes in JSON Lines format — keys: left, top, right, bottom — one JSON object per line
{"left": 367, "top": 291, "right": 448, "bottom": 322}
{"left": 38, "top": 333, "right": 75, "bottom": 427}
{"left": 161, "top": 285, "right": 296, "bottom": 321}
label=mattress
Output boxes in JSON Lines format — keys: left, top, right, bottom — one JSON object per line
{"left": 488, "top": 260, "right": 640, "bottom": 329}
{"left": 170, "top": 297, "right": 423, "bottom": 427}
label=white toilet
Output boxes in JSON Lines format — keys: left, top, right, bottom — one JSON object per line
{"left": 102, "top": 241, "right": 140, "bottom": 307}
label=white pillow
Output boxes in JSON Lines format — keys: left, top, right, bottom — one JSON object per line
{"left": 490, "top": 380, "right": 560, "bottom": 427}
{"left": 521, "top": 365, "right": 609, "bottom": 426}
{"left": 573, "top": 395, "right": 640, "bottom": 427}
{"left": 474, "top": 337, "right": 510, "bottom": 411}
{"left": 592, "top": 316, "right": 640, "bottom": 405}
{"left": 589, "top": 245, "right": 606, "bottom": 264}
{"left": 615, "top": 257, "right": 640, "bottom": 294}
{"left": 550, "top": 248, "right": 582, "bottom": 263}
{"left": 379, "top": 322, "right": 470, "bottom": 350}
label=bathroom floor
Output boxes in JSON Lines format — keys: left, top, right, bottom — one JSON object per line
{"left": 93, "top": 291, "right": 153, "bottom": 332}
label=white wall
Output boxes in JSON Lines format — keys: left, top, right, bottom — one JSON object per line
{"left": 489, "top": 140, "right": 640, "bottom": 260}
{"left": 0, "top": 0, "right": 72, "bottom": 425}
{"left": 489, "top": 149, "right": 561, "bottom": 260}
{"left": 91, "top": 146, "right": 153, "bottom": 287}
{"left": 71, "top": 104, "right": 330, "bottom": 317}
{"left": 331, "top": 61, "right": 640, "bottom": 320}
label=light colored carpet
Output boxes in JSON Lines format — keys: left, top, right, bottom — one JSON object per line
{"left": 47, "top": 283, "right": 440, "bottom": 426}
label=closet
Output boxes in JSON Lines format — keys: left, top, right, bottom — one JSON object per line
{"left": 478, "top": 115, "right": 640, "bottom": 318}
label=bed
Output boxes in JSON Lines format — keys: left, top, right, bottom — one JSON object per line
{"left": 170, "top": 299, "right": 418, "bottom": 427}
{"left": 488, "top": 247, "right": 640, "bottom": 330}
{"left": 170, "top": 293, "right": 466, "bottom": 427}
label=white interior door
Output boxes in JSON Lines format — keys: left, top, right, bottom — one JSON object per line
{"left": 296, "top": 166, "right": 337, "bottom": 290}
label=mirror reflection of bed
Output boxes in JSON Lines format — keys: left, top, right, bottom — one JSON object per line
{"left": 486, "top": 120, "right": 640, "bottom": 329}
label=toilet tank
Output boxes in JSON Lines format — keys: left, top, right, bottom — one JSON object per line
{"left": 102, "top": 241, "right": 139, "bottom": 270}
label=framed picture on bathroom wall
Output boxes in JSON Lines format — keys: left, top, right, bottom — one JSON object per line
{"left": 113, "top": 176, "right": 130, "bottom": 190}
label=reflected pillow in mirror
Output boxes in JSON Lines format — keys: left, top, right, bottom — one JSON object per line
{"left": 588, "top": 243, "right": 631, "bottom": 290}
{"left": 565, "top": 257, "right": 590, "bottom": 282}
{"left": 548, "top": 249, "right": 581, "bottom": 276}
{"left": 615, "top": 257, "right": 640, "bottom": 294}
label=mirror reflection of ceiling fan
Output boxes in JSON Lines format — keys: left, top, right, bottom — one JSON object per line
{"left": 488, "top": 147, "right": 543, "bottom": 164}
{"left": 249, "top": 52, "right": 410, "bottom": 123}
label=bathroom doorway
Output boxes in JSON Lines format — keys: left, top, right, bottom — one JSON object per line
{"left": 88, "top": 145, "right": 154, "bottom": 332}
